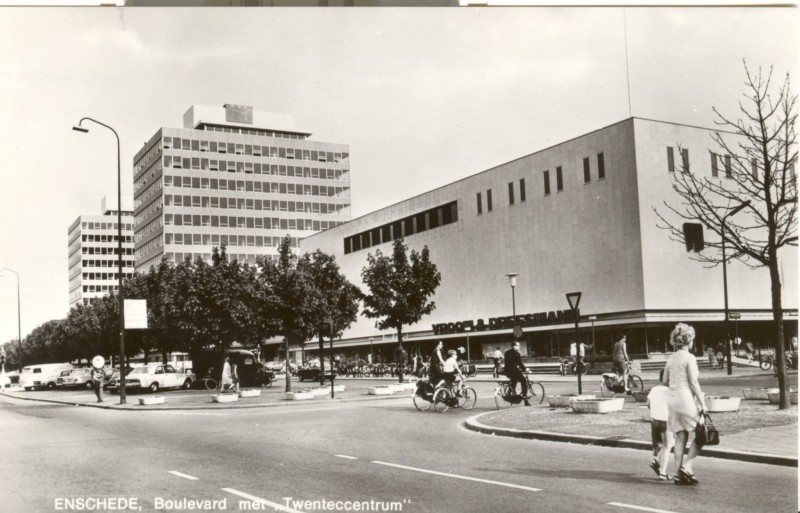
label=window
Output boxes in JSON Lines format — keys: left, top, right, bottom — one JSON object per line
{"left": 476, "top": 192, "right": 482, "bottom": 215}
{"left": 724, "top": 155, "right": 732, "bottom": 178}
{"left": 681, "top": 149, "right": 690, "bottom": 173}
{"left": 751, "top": 158, "right": 759, "bottom": 180}
{"left": 556, "top": 166, "right": 563, "bottom": 191}
{"left": 683, "top": 223, "right": 704, "bottom": 252}
{"left": 597, "top": 153, "right": 605, "bottom": 179}
{"left": 486, "top": 189, "right": 493, "bottom": 212}
{"left": 543, "top": 170, "right": 551, "bottom": 195}
{"left": 667, "top": 147, "right": 675, "bottom": 172}
{"left": 508, "top": 182, "right": 515, "bottom": 205}
{"left": 583, "top": 158, "right": 591, "bottom": 183}
{"left": 519, "top": 178, "right": 526, "bottom": 202}
{"left": 711, "top": 152, "right": 719, "bottom": 177}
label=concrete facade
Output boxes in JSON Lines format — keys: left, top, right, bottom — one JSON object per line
{"left": 133, "top": 104, "right": 351, "bottom": 272}
{"left": 301, "top": 117, "right": 797, "bottom": 359}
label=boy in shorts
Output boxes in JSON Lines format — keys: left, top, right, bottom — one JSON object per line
{"left": 647, "top": 370, "right": 674, "bottom": 480}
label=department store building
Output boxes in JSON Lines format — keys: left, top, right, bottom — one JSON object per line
{"left": 298, "top": 117, "right": 797, "bottom": 363}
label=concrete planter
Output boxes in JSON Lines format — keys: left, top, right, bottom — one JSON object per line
{"left": 138, "top": 395, "right": 165, "bottom": 406}
{"left": 767, "top": 390, "right": 798, "bottom": 405}
{"left": 570, "top": 397, "right": 625, "bottom": 414}
{"left": 310, "top": 387, "right": 331, "bottom": 396}
{"left": 742, "top": 387, "right": 778, "bottom": 400}
{"left": 211, "top": 393, "right": 239, "bottom": 403}
{"left": 547, "top": 394, "right": 596, "bottom": 408}
{"left": 238, "top": 388, "right": 261, "bottom": 398}
{"left": 369, "top": 386, "right": 395, "bottom": 396}
{"left": 705, "top": 395, "right": 741, "bottom": 412}
{"left": 285, "top": 391, "right": 314, "bottom": 401}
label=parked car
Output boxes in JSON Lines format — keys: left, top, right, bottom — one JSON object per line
{"left": 109, "top": 364, "right": 195, "bottom": 393}
{"left": 55, "top": 369, "right": 74, "bottom": 388}
{"left": 19, "top": 363, "right": 74, "bottom": 391}
{"left": 60, "top": 368, "right": 96, "bottom": 389}
{"left": 216, "top": 349, "right": 274, "bottom": 388}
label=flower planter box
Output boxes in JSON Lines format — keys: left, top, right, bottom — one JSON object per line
{"left": 310, "top": 387, "right": 331, "bottom": 396}
{"left": 369, "top": 386, "right": 395, "bottom": 396}
{"left": 742, "top": 388, "right": 778, "bottom": 400}
{"left": 547, "top": 394, "right": 596, "bottom": 408}
{"left": 238, "top": 388, "right": 261, "bottom": 398}
{"left": 767, "top": 390, "right": 798, "bottom": 405}
{"left": 705, "top": 395, "right": 741, "bottom": 412}
{"left": 138, "top": 395, "right": 165, "bottom": 406}
{"left": 332, "top": 384, "right": 345, "bottom": 393}
{"left": 211, "top": 393, "right": 239, "bottom": 403}
{"left": 569, "top": 397, "right": 625, "bottom": 414}
{"left": 285, "top": 391, "right": 314, "bottom": 401}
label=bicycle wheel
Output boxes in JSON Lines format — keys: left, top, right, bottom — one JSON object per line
{"left": 204, "top": 378, "right": 218, "bottom": 391}
{"left": 413, "top": 383, "right": 434, "bottom": 411}
{"left": 458, "top": 387, "right": 477, "bottom": 410}
{"left": 433, "top": 388, "right": 450, "bottom": 413}
{"left": 628, "top": 375, "right": 644, "bottom": 394}
{"left": 600, "top": 380, "right": 616, "bottom": 398}
{"left": 494, "top": 385, "right": 512, "bottom": 409}
{"left": 527, "top": 382, "right": 546, "bottom": 404}
{"left": 578, "top": 361, "right": 589, "bottom": 375}
{"left": 760, "top": 358, "right": 772, "bottom": 371}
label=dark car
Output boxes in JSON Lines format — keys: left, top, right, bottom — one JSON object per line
{"left": 217, "top": 349, "right": 274, "bottom": 388}
{"left": 297, "top": 366, "right": 337, "bottom": 382}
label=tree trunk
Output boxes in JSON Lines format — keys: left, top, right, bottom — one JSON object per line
{"left": 768, "top": 259, "right": 790, "bottom": 410}
{"left": 284, "top": 337, "right": 291, "bottom": 393}
{"left": 397, "top": 324, "right": 404, "bottom": 383}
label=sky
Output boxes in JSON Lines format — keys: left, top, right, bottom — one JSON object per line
{"left": 0, "top": 5, "right": 797, "bottom": 344}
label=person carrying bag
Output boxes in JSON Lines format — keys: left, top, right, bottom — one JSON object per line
{"left": 695, "top": 412, "right": 720, "bottom": 447}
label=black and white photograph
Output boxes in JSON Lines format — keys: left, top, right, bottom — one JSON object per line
{"left": 0, "top": 2, "right": 797, "bottom": 512}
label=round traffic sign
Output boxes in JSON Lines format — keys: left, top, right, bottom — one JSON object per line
{"left": 91, "top": 355, "right": 105, "bottom": 369}
{"left": 513, "top": 326, "right": 523, "bottom": 338}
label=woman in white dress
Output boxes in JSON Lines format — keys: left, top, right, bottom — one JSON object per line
{"left": 662, "top": 323, "right": 708, "bottom": 485}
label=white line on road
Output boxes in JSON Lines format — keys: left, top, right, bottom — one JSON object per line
{"left": 371, "top": 460, "right": 541, "bottom": 492}
{"left": 335, "top": 455, "right": 359, "bottom": 460}
{"left": 222, "top": 488, "right": 307, "bottom": 513}
{"left": 607, "top": 502, "right": 680, "bottom": 513}
{"left": 167, "top": 471, "right": 199, "bottom": 481}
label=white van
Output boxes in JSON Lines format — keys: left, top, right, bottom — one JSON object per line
{"left": 19, "top": 363, "right": 74, "bottom": 391}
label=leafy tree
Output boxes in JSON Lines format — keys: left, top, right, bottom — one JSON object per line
{"left": 296, "top": 250, "right": 362, "bottom": 385}
{"left": 361, "top": 239, "right": 441, "bottom": 382}
{"left": 655, "top": 62, "right": 797, "bottom": 409}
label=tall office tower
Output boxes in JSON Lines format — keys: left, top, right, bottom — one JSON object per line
{"left": 68, "top": 198, "right": 135, "bottom": 308}
{"left": 132, "top": 104, "right": 352, "bottom": 272}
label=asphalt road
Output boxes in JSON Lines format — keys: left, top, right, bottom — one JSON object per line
{"left": 0, "top": 379, "right": 796, "bottom": 513}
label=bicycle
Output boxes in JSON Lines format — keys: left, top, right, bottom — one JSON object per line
{"left": 559, "top": 358, "right": 588, "bottom": 376}
{"left": 431, "top": 379, "right": 477, "bottom": 413}
{"left": 494, "top": 373, "right": 546, "bottom": 409}
{"left": 600, "top": 361, "right": 643, "bottom": 398}
{"left": 412, "top": 380, "right": 436, "bottom": 411}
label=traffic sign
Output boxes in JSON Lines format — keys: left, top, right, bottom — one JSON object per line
{"left": 728, "top": 312, "right": 741, "bottom": 320}
{"left": 513, "top": 326, "right": 523, "bottom": 338}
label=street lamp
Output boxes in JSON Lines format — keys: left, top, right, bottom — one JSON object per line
{"left": 566, "top": 291, "right": 582, "bottom": 394}
{"left": 0, "top": 268, "right": 21, "bottom": 345}
{"left": 588, "top": 315, "right": 597, "bottom": 354}
{"left": 464, "top": 326, "right": 471, "bottom": 363}
{"left": 73, "top": 118, "right": 127, "bottom": 404}
{"left": 505, "top": 273, "right": 520, "bottom": 339}
{"left": 722, "top": 201, "right": 751, "bottom": 376}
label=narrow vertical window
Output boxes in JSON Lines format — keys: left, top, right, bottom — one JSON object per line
{"left": 543, "top": 170, "right": 550, "bottom": 195}
{"left": 508, "top": 182, "right": 515, "bottom": 205}
{"left": 681, "top": 148, "right": 690, "bottom": 173}
{"left": 751, "top": 158, "right": 759, "bottom": 181}
{"left": 597, "top": 152, "right": 605, "bottom": 179}
{"left": 476, "top": 192, "right": 482, "bottom": 215}
{"left": 710, "top": 152, "right": 718, "bottom": 177}
{"left": 556, "top": 166, "right": 563, "bottom": 191}
{"left": 519, "top": 178, "right": 526, "bottom": 202}
{"left": 583, "top": 158, "right": 591, "bottom": 183}
{"left": 724, "top": 155, "right": 732, "bottom": 178}
{"left": 486, "top": 189, "right": 493, "bottom": 212}
{"left": 667, "top": 147, "right": 675, "bottom": 172}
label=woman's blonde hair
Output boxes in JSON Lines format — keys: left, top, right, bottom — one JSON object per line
{"left": 670, "top": 323, "right": 696, "bottom": 349}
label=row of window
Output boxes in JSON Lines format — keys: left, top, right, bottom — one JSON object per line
{"left": 201, "top": 124, "right": 308, "bottom": 140}
{"left": 161, "top": 155, "right": 349, "bottom": 181}
{"left": 80, "top": 221, "right": 133, "bottom": 231}
{"left": 163, "top": 250, "right": 290, "bottom": 267}
{"left": 164, "top": 214, "right": 341, "bottom": 232}
{"left": 81, "top": 247, "right": 134, "bottom": 256}
{"left": 163, "top": 136, "right": 348, "bottom": 164}
{"left": 344, "top": 202, "right": 458, "bottom": 255}
{"left": 81, "top": 273, "right": 125, "bottom": 282}
{"left": 163, "top": 194, "right": 347, "bottom": 216}
{"left": 81, "top": 234, "right": 133, "bottom": 243}
{"left": 81, "top": 259, "right": 135, "bottom": 268}
{"left": 165, "top": 233, "right": 301, "bottom": 249}
{"left": 164, "top": 175, "right": 349, "bottom": 198}
{"left": 82, "top": 284, "right": 119, "bottom": 294}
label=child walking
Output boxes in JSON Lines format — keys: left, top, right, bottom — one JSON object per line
{"left": 647, "top": 370, "right": 674, "bottom": 480}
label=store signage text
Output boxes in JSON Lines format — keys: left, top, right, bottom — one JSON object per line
{"left": 432, "top": 309, "right": 578, "bottom": 335}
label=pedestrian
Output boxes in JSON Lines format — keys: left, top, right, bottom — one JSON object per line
{"left": 647, "top": 369, "right": 674, "bottom": 480}
{"left": 504, "top": 341, "right": 530, "bottom": 406}
{"left": 662, "top": 323, "right": 708, "bottom": 485}
{"left": 429, "top": 341, "right": 445, "bottom": 388}
{"left": 715, "top": 342, "right": 725, "bottom": 369}
{"left": 221, "top": 356, "right": 233, "bottom": 392}
{"left": 230, "top": 359, "right": 240, "bottom": 392}
{"left": 612, "top": 334, "right": 630, "bottom": 393}
{"left": 91, "top": 366, "right": 107, "bottom": 403}
{"left": 491, "top": 347, "right": 503, "bottom": 378}
{"left": 744, "top": 341, "right": 754, "bottom": 363}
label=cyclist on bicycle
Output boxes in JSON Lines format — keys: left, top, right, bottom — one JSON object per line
{"left": 440, "top": 349, "right": 465, "bottom": 392}
{"left": 504, "top": 341, "right": 530, "bottom": 406}
{"left": 612, "top": 334, "right": 631, "bottom": 394}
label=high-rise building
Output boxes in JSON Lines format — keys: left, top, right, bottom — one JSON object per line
{"left": 132, "top": 104, "right": 352, "bottom": 272}
{"left": 67, "top": 198, "right": 135, "bottom": 308}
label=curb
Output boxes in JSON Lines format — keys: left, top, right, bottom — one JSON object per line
{"left": 464, "top": 411, "right": 798, "bottom": 468}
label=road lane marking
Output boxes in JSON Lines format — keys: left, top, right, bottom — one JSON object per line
{"left": 221, "top": 488, "right": 307, "bottom": 513}
{"left": 335, "top": 454, "right": 359, "bottom": 460}
{"left": 168, "top": 471, "right": 199, "bottom": 480}
{"left": 608, "top": 502, "right": 680, "bottom": 513}
{"left": 371, "top": 460, "right": 540, "bottom": 492}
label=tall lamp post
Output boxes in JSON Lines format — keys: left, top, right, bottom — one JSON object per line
{"left": 0, "top": 268, "right": 21, "bottom": 345}
{"left": 505, "top": 273, "right": 520, "bottom": 339}
{"left": 722, "top": 201, "right": 750, "bottom": 376}
{"left": 73, "top": 118, "right": 127, "bottom": 404}
{"left": 464, "top": 326, "right": 471, "bottom": 363}
{"left": 566, "top": 292, "right": 582, "bottom": 394}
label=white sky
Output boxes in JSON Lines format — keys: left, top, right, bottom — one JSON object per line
{"left": 0, "top": 6, "right": 797, "bottom": 343}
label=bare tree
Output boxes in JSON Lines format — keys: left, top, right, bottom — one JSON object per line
{"left": 654, "top": 62, "right": 797, "bottom": 409}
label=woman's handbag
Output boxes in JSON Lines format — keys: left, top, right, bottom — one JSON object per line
{"left": 695, "top": 412, "right": 720, "bottom": 446}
